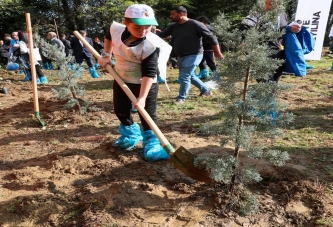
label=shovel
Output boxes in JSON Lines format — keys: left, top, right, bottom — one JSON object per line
{"left": 73, "top": 31, "right": 214, "bottom": 182}
{"left": 26, "top": 13, "right": 45, "bottom": 127}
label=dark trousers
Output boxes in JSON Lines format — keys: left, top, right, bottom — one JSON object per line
{"left": 0, "top": 56, "right": 8, "bottom": 65}
{"left": 199, "top": 51, "right": 216, "bottom": 71}
{"left": 113, "top": 81, "right": 158, "bottom": 131}
{"left": 41, "top": 53, "right": 52, "bottom": 64}
{"left": 26, "top": 64, "right": 45, "bottom": 77}
{"left": 74, "top": 53, "right": 94, "bottom": 67}
{"left": 257, "top": 49, "right": 285, "bottom": 84}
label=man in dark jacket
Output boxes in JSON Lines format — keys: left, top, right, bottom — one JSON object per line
{"left": 157, "top": 6, "right": 224, "bottom": 105}
{"left": 196, "top": 16, "right": 217, "bottom": 79}
{"left": 0, "top": 40, "right": 9, "bottom": 65}
{"left": 70, "top": 30, "right": 99, "bottom": 78}
{"left": 60, "top": 34, "right": 72, "bottom": 57}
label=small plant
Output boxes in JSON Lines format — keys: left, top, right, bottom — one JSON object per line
{"left": 64, "top": 211, "right": 77, "bottom": 220}
{"left": 7, "top": 198, "right": 23, "bottom": 213}
{"left": 34, "top": 34, "right": 101, "bottom": 114}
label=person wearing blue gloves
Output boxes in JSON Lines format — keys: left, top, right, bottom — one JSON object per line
{"left": 98, "top": 4, "right": 170, "bottom": 162}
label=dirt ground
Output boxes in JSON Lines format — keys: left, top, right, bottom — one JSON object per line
{"left": 0, "top": 66, "right": 333, "bottom": 227}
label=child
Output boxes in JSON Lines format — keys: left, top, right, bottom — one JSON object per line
{"left": 98, "top": 4, "right": 170, "bottom": 162}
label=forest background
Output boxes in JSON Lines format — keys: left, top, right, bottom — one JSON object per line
{"left": 1, "top": 0, "right": 333, "bottom": 47}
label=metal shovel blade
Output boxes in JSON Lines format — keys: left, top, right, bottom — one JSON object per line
{"left": 169, "top": 146, "right": 215, "bottom": 182}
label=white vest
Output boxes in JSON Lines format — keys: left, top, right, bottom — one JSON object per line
{"left": 110, "top": 22, "right": 172, "bottom": 84}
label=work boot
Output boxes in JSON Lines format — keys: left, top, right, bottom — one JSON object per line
{"left": 113, "top": 123, "right": 143, "bottom": 150}
{"left": 48, "top": 62, "right": 54, "bottom": 70}
{"left": 89, "top": 67, "right": 99, "bottom": 78}
{"left": 141, "top": 130, "right": 169, "bottom": 162}
{"left": 42, "top": 63, "right": 48, "bottom": 70}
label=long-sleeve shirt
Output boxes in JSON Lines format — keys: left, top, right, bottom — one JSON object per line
{"left": 157, "top": 19, "right": 219, "bottom": 57}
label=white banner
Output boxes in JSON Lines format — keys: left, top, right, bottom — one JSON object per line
{"left": 295, "top": 0, "right": 332, "bottom": 60}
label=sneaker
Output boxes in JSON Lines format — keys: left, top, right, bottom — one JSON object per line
{"left": 174, "top": 99, "right": 185, "bottom": 105}
{"left": 199, "top": 90, "right": 212, "bottom": 96}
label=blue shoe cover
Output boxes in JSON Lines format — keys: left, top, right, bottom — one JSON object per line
{"left": 23, "top": 71, "right": 32, "bottom": 82}
{"left": 305, "top": 63, "right": 313, "bottom": 69}
{"left": 89, "top": 67, "right": 99, "bottom": 78}
{"left": 142, "top": 130, "right": 169, "bottom": 162}
{"left": 68, "top": 63, "right": 77, "bottom": 71}
{"left": 48, "top": 63, "right": 54, "bottom": 70}
{"left": 176, "top": 76, "right": 180, "bottom": 84}
{"left": 196, "top": 70, "right": 203, "bottom": 79}
{"left": 200, "top": 69, "right": 210, "bottom": 79}
{"left": 19, "top": 70, "right": 25, "bottom": 74}
{"left": 42, "top": 63, "right": 48, "bottom": 70}
{"left": 94, "top": 63, "right": 100, "bottom": 68}
{"left": 36, "top": 77, "right": 41, "bottom": 85}
{"left": 6, "top": 63, "right": 19, "bottom": 71}
{"left": 131, "top": 106, "right": 138, "bottom": 113}
{"left": 157, "top": 75, "right": 165, "bottom": 83}
{"left": 113, "top": 123, "right": 143, "bottom": 150}
{"left": 39, "top": 76, "right": 48, "bottom": 84}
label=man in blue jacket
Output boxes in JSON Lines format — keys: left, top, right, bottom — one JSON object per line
{"left": 70, "top": 30, "right": 99, "bottom": 78}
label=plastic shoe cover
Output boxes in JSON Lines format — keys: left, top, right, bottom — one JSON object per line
{"left": 89, "top": 67, "right": 99, "bottom": 78}
{"left": 157, "top": 75, "right": 165, "bottom": 83}
{"left": 6, "top": 63, "right": 19, "bottom": 71}
{"left": 113, "top": 123, "right": 143, "bottom": 150}
{"left": 305, "top": 63, "right": 313, "bottom": 69}
{"left": 94, "top": 63, "right": 100, "bottom": 68}
{"left": 131, "top": 106, "right": 138, "bottom": 113}
{"left": 19, "top": 70, "right": 25, "bottom": 74}
{"left": 36, "top": 77, "right": 41, "bottom": 85}
{"left": 200, "top": 69, "right": 210, "bottom": 79}
{"left": 68, "top": 63, "right": 76, "bottom": 71}
{"left": 42, "top": 63, "right": 48, "bottom": 70}
{"left": 48, "top": 63, "right": 54, "bottom": 70}
{"left": 22, "top": 71, "right": 32, "bottom": 82}
{"left": 39, "top": 76, "right": 48, "bottom": 84}
{"left": 331, "top": 62, "right": 333, "bottom": 71}
{"left": 196, "top": 70, "right": 203, "bottom": 79}
{"left": 176, "top": 76, "right": 181, "bottom": 84}
{"left": 142, "top": 130, "right": 169, "bottom": 162}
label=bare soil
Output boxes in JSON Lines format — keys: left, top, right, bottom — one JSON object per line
{"left": 0, "top": 66, "right": 333, "bottom": 227}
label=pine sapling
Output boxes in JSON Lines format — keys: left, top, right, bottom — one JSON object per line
{"left": 34, "top": 34, "right": 100, "bottom": 114}
{"left": 195, "top": 0, "right": 294, "bottom": 203}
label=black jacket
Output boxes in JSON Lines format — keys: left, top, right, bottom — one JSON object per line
{"left": 0, "top": 44, "right": 9, "bottom": 58}
{"left": 70, "top": 36, "right": 93, "bottom": 58}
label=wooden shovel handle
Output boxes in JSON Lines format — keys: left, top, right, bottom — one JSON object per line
{"left": 73, "top": 31, "right": 175, "bottom": 154}
{"left": 25, "top": 13, "right": 39, "bottom": 112}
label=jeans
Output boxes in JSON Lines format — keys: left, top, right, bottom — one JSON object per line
{"left": 177, "top": 54, "right": 209, "bottom": 100}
